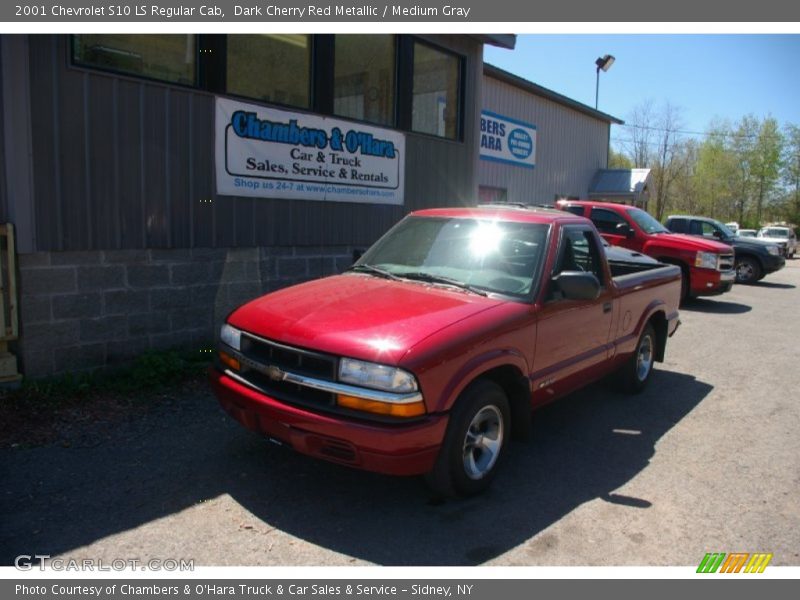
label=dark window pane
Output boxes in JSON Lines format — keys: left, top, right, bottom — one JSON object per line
{"left": 590, "top": 208, "right": 626, "bottom": 234}
{"left": 334, "top": 36, "right": 395, "bottom": 126}
{"left": 72, "top": 34, "right": 196, "bottom": 85}
{"left": 557, "top": 229, "right": 605, "bottom": 284}
{"left": 670, "top": 218, "right": 687, "bottom": 233}
{"left": 412, "top": 42, "right": 460, "bottom": 139}
{"left": 478, "top": 186, "right": 508, "bottom": 204}
{"left": 226, "top": 35, "right": 310, "bottom": 108}
{"left": 563, "top": 205, "right": 585, "bottom": 216}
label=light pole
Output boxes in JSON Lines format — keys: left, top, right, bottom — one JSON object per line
{"left": 595, "top": 54, "right": 615, "bottom": 110}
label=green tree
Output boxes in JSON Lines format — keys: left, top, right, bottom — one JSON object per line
{"left": 750, "top": 117, "right": 783, "bottom": 223}
{"left": 608, "top": 147, "right": 633, "bottom": 169}
{"left": 729, "top": 115, "right": 759, "bottom": 224}
{"left": 782, "top": 123, "right": 800, "bottom": 224}
{"left": 694, "top": 122, "right": 738, "bottom": 220}
{"left": 649, "top": 102, "right": 686, "bottom": 221}
{"left": 668, "top": 140, "right": 700, "bottom": 216}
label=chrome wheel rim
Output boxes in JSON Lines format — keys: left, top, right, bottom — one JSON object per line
{"left": 736, "top": 261, "right": 754, "bottom": 282}
{"left": 462, "top": 405, "right": 504, "bottom": 480}
{"left": 636, "top": 334, "right": 654, "bottom": 382}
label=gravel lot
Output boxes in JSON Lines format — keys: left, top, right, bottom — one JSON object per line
{"left": 2, "top": 261, "right": 799, "bottom": 567}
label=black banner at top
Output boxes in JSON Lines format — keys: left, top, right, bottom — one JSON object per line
{"left": 3, "top": 0, "right": 800, "bottom": 23}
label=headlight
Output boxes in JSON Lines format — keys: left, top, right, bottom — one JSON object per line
{"left": 220, "top": 323, "right": 242, "bottom": 351}
{"left": 767, "top": 245, "right": 780, "bottom": 256}
{"left": 339, "top": 358, "right": 418, "bottom": 393}
{"left": 694, "top": 251, "right": 718, "bottom": 270}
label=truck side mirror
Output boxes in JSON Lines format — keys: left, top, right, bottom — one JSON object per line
{"left": 616, "top": 222, "right": 635, "bottom": 238}
{"left": 552, "top": 271, "right": 601, "bottom": 301}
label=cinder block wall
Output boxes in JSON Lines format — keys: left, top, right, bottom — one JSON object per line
{"left": 16, "top": 246, "right": 355, "bottom": 377}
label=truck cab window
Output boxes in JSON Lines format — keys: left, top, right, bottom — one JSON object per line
{"left": 669, "top": 218, "right": 687, "bottom": 233}
{"left": 555, "top": 228, "right": 605, "bottom": 284}
{"left": 590, "top": 208, "right": 627, "bottom": 234}
{"left": 563, "top": 205, "right": 585, "bottom": 217}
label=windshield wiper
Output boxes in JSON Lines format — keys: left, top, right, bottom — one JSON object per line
{"left": 395, "top": 272, "right": 489, "bottom": 296}
{"left": 346, "top": 264, "right": 401, "bottom": 280}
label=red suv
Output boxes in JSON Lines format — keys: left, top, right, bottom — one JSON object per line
{"left": 556, "top": 201, "right": 734, "bottom": 300}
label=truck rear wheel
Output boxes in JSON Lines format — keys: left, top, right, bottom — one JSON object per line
{"left": 425, "top": 380, "right": 510, "bottom": 498}
{"left": 617, "top": 323, "right": 656, "bottom": 394}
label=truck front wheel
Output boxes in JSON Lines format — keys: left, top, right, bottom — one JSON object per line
{"left": 735, "top": 256, "right": 761, "bottom": 284}
{"left": 425, "top": 380, "right": 510, "bottom": 497}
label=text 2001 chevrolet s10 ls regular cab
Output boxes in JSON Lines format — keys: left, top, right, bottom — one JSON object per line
{"left": 210, "top": 206, "right": 682, "bottom": 496}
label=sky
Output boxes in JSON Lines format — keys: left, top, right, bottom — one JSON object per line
{"left": 484, "top": 35, "right": 800, "bottom": 152}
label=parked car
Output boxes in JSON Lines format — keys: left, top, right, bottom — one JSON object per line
{"left": 665, "top": 215, "right": 785, "bottom": 285}
{"left": 737, "top": 229, "right": 757, "bottom": 238}
{"left": 211, "top": 206, "right": 682, "bottom": 496}
{"left": 757, "top": 226, "right": 797, "bottom": 258}
{"left": 556, "top": 200, "right": 734, "bottom": 302}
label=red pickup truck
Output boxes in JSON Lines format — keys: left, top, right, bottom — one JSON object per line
{"left": 211, "top": 206, "right": 681, "bottom": 496}
{"left": 556, "top": 200, "right": 735, "bottom": 301}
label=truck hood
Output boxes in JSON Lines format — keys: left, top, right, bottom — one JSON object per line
{"left": 731, "top": 237, "right": 779, "bottom": 251}
{"left": 227, "top": 273, "right": 505, "bottom": 364}
{"left": 649, "top": 232, "right": 732, "bottom": 253}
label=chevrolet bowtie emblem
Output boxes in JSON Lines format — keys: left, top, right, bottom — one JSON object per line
{"left": 264, "top": 365, "right": 286, "bottom": 381}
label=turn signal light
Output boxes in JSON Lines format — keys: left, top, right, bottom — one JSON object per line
{"left": 336, "top": 394, "right": 425, "bottom": 418}
{"left": 219, "top": 350, "right": 241, "bottom": 371}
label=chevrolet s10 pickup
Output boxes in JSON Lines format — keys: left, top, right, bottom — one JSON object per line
{"left": 210, "top": 206, "right": 682, "bottom": 496}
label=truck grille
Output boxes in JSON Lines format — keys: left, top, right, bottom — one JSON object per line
{"left": 237, "top": 333, "right": 337, "bottom": 407}
{"left": 719, "top": 252, "right": 734, "bottom": 272}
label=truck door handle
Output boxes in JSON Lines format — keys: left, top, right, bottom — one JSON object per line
{"left": 603, "top": 302, "right": 612, "bottom": 313}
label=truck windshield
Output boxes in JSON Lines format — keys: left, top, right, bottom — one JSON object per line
{"left": 709, "top": 219, "right": 736, "bottom": 238}
{"left": 628, "top": 208, "right": 670, "bottom": 234}
{"left": 354, "top": 216, "right": 549, "bottom": 298}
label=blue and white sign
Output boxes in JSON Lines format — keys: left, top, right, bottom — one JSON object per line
{"left": 479, "top": 110, "right": 537, "bottom": 169}
{"left": 216, "top": 97, "right": 405, "bottom": 204}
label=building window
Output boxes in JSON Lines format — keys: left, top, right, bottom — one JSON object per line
{"left": 333, "top": 36, "right": 395, "bottom": 126}
{"left": 226, "top": 35, "right": 311, "bottom": 108}
{"left": 411, "top": 41, "right": 461, "bottom": 139}
{"left": 72, "top": 35, "right": 196, "bottom": 85}
{"left": 478, "top": 186, "right": 508, "bottom": 204}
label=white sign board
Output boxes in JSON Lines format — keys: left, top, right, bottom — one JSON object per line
{"left": 215, "top": 97, "right": 405, "bottom": 205}
{"left": 479, "top": 110, "right": 537, "bottom": 169}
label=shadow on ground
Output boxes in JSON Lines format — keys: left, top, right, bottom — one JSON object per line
{"left": 0, "top": 371, "right": 711, "bottom": 566}
{"left": 752, "top": 281, "right": 796, "bottom": 290}
{"left": 681, "top": 298, "right": 752, "bottom": 314}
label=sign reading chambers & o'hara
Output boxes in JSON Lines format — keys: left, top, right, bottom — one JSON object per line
{"left": 215, "top": 97, "right": 405, "bottom": 205}
{"left": 479, "top": 110, "right": 537, "bottom": 169}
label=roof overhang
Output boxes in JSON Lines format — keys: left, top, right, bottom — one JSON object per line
{"left": 474, "top": 35, "right": 517, "bottom": 50}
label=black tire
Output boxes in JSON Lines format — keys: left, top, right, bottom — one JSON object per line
{"left": 658, "top": 258, "right": 690, "bottom": 304}
{"left": 678, "top": 269, "right": 690, "bottom": 304}
{"left": 735, "top": 256, "right": 761, "bottom": 285}
{"left": 425, "top": 380, "right": 510, "bottom": 498}
{"left": 617, "top": 323, "right": 656, "bottom": 394}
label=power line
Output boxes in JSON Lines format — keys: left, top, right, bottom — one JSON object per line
{"left": 611, "top": 136, "right": 697, "bottom": 149}
{"left": 616, "top": 123, "right": 761, "bottom": 140}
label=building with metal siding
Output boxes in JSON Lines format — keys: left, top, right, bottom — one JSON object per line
{"left": 479, "top": 64, "right": 623, "bottom": 206}
{"left": 2, "top": 37, "right": 623, "bottom": 379}
{"left": 1, "top": 34, "right": 511, "bottom": 377}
